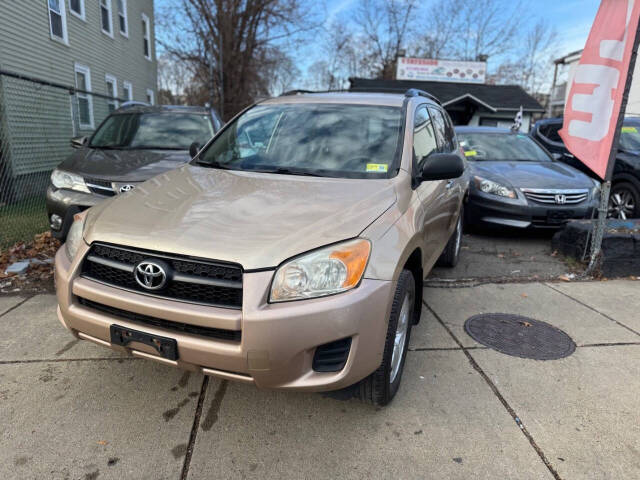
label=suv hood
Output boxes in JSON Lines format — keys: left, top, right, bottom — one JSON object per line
{"left": 58, "top": 148, "right": 190, "bottom": 182}
{"left": 471, "top": 161, "right": 595, "bottom": 189}
{"left": 84, "top": 166, "right": 397, "bottom": 269}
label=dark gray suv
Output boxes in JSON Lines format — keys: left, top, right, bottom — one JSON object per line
{"left": 47, "top": 104, "right": 222, "bottom": 239}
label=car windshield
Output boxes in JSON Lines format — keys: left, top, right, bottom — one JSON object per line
{"left": 619, "top": 124, "right": 640, "bottom": 151}
{"left": 457, "top": 132, "right": 551, "bottom": 162}
{"left": 90, "top": 113, "right": 214, "bottom": 149}
{"left": 195, "top": 103, "right": 402, "bottom": 178}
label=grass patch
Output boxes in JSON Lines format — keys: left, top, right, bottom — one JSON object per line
{"left": 0, "top": 197, "right": 49, "bottom": 249}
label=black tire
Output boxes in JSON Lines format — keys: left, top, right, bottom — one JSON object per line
{"left": 357, "top": 270, "right": 415, "bottom": 406}
{"left": 437, "top": 208, "right": 463, "bottom": 267}
{"left": 608, "top": 181, "right": 640, "bottom": 219}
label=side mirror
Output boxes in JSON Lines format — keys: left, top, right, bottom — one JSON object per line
{"left": 421, "top": 153, "right": 465, "bottom": 181}
{"left": 189, "top": 141, "right": 201, "bottom": 159}
{"left": 70, "top": 136, "right": 88, "bottom": 149}
{"left": 552, "top": 153, "right": 563, "bottom": 161}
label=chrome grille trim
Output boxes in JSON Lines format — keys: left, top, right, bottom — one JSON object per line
{"left": 521, "top": 188, "right": 589, "bottom": 205}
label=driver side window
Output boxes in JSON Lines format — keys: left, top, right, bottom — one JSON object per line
{"left": 413, "top": 105, "right": 438, "bottom": 170}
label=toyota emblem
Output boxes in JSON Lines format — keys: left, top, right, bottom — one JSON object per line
{"left": 554, "top": 194, "right": 567, "bottom": 205}
{"left": 119, "top": 184, "right": 135, "bottom": 193}
{"left": 135, "top": 261, "right": 168, "bottom": 290}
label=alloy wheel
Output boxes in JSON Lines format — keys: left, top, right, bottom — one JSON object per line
{"left": 390, "top": 293, "right": 411, "bottom": 384}
{"left": 608, "top": 189, "right": 636, "bottom": 219}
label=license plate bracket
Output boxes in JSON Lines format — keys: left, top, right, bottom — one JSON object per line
{"left": 547, "top": 209, "right": 575, "bottom": 224}
{"left": 110, "top": 324, "right": 178, "bottom": 360}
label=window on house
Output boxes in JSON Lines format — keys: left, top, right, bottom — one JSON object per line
{"left": 48, "top": 0, "right": 68, "bottom": 43}
{"left": 146, "top": 89, "right": 155, "bottom": 106}
{"left": 105, "top": 75, "right": 118, "bottom": 112}
{"left": 100, "top": 0, "right": 113, "bottom": 36}
{"left": 74, "top": 64, "right": 94, "bottom": 129}
{"left": 142, "top": 13, "right": 151, "bottom": 60}
{"left": 69, "top": 0, "right": 84, "bottom": 19}
{"left": 117, "top": 0, "right": 128, "bottom": 36}
{"left": 122, "top": 81, "right": 132, "bottom": 102}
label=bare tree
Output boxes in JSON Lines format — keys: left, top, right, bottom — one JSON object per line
{"left": 487, "top": 20, "right": 557, "bottom": 94}
{"left": 354, "top": 0, "right": 418, "bottom": 79}
{"left": 158, "top": 0, "right": 318, "bottom": 119}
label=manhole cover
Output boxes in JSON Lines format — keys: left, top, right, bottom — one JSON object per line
{"left": 464, "top": 313, "right": 576, "bottom": 360}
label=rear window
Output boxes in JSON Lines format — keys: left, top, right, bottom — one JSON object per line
{"left": 457, "top": 132, "right": 551, "bottom": 162}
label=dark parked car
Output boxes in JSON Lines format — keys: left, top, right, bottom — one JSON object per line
{"left": 457, "top": 126, "right": 600, "bottom": 229}
{"left": 532, "top": 117, "right": 640, "bottom": 219}
{"left": 47, "top": 105, "right": 222, "bottom": 239}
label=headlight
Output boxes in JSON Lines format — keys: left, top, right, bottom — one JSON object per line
{"left": 473, "top": 176, "right": 516, "bottom": 199}
{"left": 270, "top": 238, "right": 371, "bottom": 302}
{"left": 65, "top": 213, "right": 87, "bottom": 261}
{"left": 51, "top": 169, "right": 89, "bottom": 193}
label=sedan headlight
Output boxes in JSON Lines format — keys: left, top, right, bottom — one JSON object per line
{"left": 270, "top": 239, "right": 371, "bottom": 302}
{"left": 473, "top": 176, "right": 516, "bottom": 199}
{"left": 65, "top": 213, "right": 87, "bottom": 261}
{"left": 51, "top": 169, "right": 89, "bottom": 193}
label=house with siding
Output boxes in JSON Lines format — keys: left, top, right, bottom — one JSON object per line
{"left": 0, "top": 0, "right": 157, "bottom": 203}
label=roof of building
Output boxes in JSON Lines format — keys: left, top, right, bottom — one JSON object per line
{"left": 349, "top": 78, "right": 545, "bottom": 112}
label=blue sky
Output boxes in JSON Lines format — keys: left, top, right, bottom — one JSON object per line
{"left": 157, "top": 0, "right": 602, "bottom": 78}
{"left": 322, "top": 0, "right": 601, "bottom": 60}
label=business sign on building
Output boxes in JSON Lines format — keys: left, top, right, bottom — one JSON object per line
{"left": 396, "top": 57, "right": 486, "bottom": 84}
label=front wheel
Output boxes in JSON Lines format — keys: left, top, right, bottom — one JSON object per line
{"left": 357, "top": 270, "right": 415, "bottom": 406}
{"left": 608, "top": 181, "right": 639, "bottom": 219}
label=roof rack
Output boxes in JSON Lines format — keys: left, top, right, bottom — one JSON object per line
{"left": 404, "top": 88, "right": 441, "bottom": 105}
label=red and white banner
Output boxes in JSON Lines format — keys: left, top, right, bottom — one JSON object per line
{"left": 559, "top": 0, "right": 640, "bottom": 179}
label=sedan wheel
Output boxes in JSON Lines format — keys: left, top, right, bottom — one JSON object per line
{"left": 608, "top": 182, "right": 639, "bottom": 219}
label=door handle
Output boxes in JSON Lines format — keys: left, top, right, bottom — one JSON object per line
{"left": 446, "top": 180, "right": 455, "bottom": 189}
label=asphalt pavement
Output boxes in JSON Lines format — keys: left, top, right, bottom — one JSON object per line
{"left": 1, "top": 276, "right": 639, "bottom": 479}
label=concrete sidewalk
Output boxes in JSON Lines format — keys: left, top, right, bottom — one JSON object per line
{"left": 1, "top": 280, "right": 639, "bottom": 479}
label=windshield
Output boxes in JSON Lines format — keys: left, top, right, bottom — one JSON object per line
{"left": 620, "top": 124, "right": 640, "bottom": 151}
{"left": 90, "top": 113, "right": 214, "bottom": 149}
{"left": 457, "top": 132, "right": 551, "bottom": 162}
{"left": 195, "top": 103, "right": 402, "bottom": 178}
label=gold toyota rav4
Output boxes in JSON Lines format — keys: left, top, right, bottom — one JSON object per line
{"left": 55, "top": 90, "right": 467, "bottom": 405}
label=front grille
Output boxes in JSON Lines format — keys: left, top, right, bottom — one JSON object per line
{"left": 522, "top": 189, "right": 588, "bottom": 205}
{"left": 313, "top": 338, "right": 352, "bottom": 372}
{"left": 78, "top": 297, "right": 241, "bottom": 342}
{"left": 81, "top": 243, "right": 243, "bottom": 308}
{"left": 85, "top": 178, "right": 116, "bottom": 197}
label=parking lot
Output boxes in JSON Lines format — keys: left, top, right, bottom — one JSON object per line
{"left": 2, "top": 265, "right": 639, "bottom": 480}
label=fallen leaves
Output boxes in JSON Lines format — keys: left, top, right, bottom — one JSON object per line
{"left": 0, "top": 231, "right": 60, "bottom": 293}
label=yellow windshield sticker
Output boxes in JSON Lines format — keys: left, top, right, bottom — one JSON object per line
{"left": 464, "top": 150, "right": 477, "bottom": 157}
{"left": 622, "top": 126, "right": 638, "bottom": 133}
{"left": 366, "top": 163, "right": 388, "bottom": 173}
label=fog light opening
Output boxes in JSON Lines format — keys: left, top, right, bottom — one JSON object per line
{"left": 50, "top": 214, "right": 63, "bottom": 231}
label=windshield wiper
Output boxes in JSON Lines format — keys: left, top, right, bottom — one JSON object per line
{"left": 194, "top": 159, "right": 236, "bottom": 170}
{"left": 252, "top": 167, "right": 324, "bottom": 177}
{"left": 89, "top": 145, "right": 129, "bottom": 150}
{"left": 130, "top": 146, "right": 185, "bottom": 150}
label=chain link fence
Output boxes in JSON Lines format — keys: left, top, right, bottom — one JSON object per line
{"left": 0, "top": 70, "right": 122, "bottom": 249}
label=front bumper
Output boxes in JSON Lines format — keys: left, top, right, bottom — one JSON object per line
{"left": 46, "top": 186, "right": 105, "bottom": 240}
{"left": 55, "top": 244, "right": 395, "bottom": 391}
{"left": 466, "top": 190, "right": 599, "bottom": 229}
